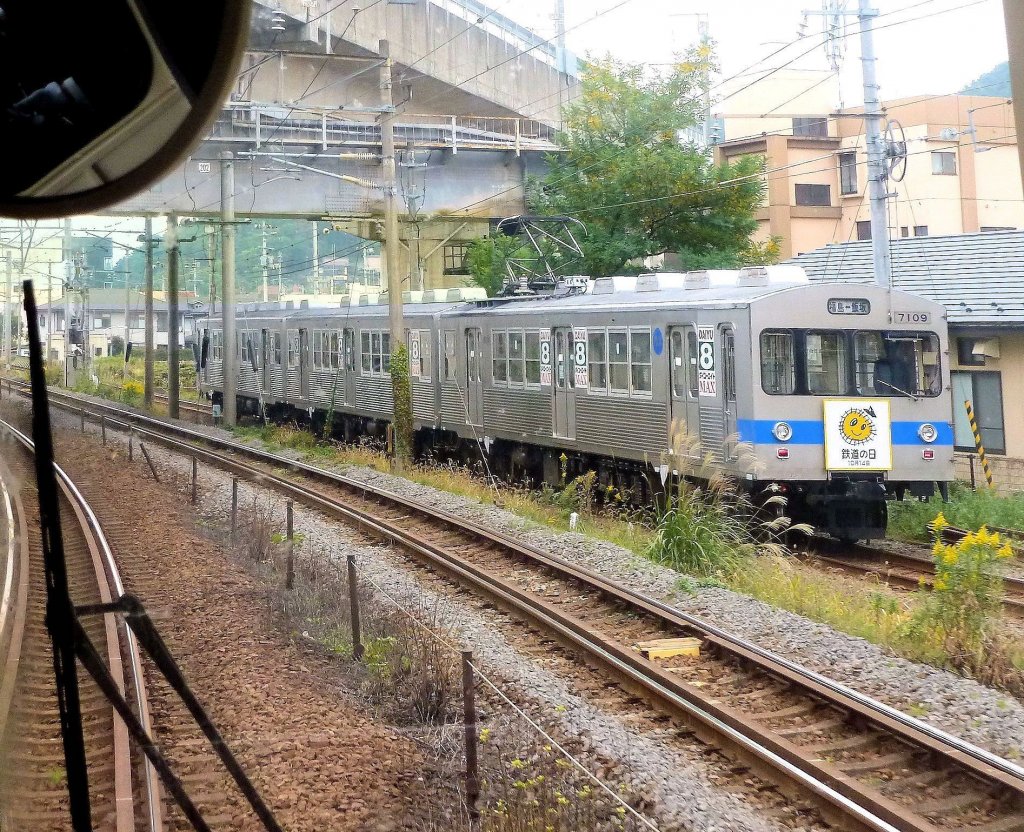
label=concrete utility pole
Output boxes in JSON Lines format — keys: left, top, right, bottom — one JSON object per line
{"left": 63, "top": 219, "right": 72, "bottom": 379}
{"left": 379, "top": 38, "right": 412, "bottom": 461}
{"left": 47, "top": 263, "right": 53, "bottom": 362}
{"left": 260, "top": 224, "right": 270, "bottom": 303}
{"left": 143, "top": 216, "right": 155, "bottom": 407}
{"left": 221, "top": 151, "right": 238, "bottom": 427}
{"left": 3, "top": 252, "right": 11, "bottom": 369}
{"left": 858, "top": 0, "right": 891, "bottom": 289}
{"left": 166, "top": 214, "right": 180, "bottom": 419}
{"left": 311, "top": 222, "right": 320, "bottom": 294}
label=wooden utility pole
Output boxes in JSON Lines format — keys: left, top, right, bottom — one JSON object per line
{"left": 379, "top": 38, "right": 412, "bottom": 463}
{"left": 166, "top": 214, "right": 180, "bottom": 419}
{"left": 143, "top": 216, "right": 155, "bottom": 407}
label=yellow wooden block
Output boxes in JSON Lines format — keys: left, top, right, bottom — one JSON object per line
{"left": 635, "top": 637, "right": 702, "bottom": 660}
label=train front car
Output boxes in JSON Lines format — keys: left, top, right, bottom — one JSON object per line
{"left": 748, "top": 282, "right": 953, "bottom": 541}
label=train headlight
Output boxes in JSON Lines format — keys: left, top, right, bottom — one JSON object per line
{"left": 918, "top": 423, "right": 938, "bottom": 443}
{"left": 772, "top": 422, "right": 793, "bottom": 442}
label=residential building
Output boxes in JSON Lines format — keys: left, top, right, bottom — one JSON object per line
{"left": 789, "top": 230, "right": 1024, "bottom": 492}
{"left": 34, "top": 288, "right": 205, "bottom": 362}
{"left": 713, "top": 85, "right": 1021, "bottom": 259}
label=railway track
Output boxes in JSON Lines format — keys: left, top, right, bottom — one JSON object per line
{"left": 9, "top": 380, "right": 1024, "bottom": 832}
{"left": 152, "top": 391, "right": 214, "bottom": 423}
{"left": 0, "top": 417, "right": 160, "bottom": 832}
{"left": 804, "top": 542, "right": 1024, "bottom": 618}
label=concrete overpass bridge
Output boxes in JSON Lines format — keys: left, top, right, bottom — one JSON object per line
{"left": 108, "top": 0, "right": 578, "bottom": 287}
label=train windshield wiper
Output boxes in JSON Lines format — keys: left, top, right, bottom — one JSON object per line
{"left": 875, "top": 378, "right": 920, "bottom": 401}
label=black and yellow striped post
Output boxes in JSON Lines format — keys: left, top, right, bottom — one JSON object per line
{"left": 964, "top": 399, "right": 994, "bottom": 490}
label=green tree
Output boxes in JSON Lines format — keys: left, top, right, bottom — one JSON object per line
{"left": 534, "top": 50, "right": 767, "bottom": 276}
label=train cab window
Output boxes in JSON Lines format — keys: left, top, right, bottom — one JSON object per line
{"left": 805, "top": 331, "right": 848, "bottom": 394}
{"left": 588, "top": 331, "right": 607, "bottom": 391}
{"left": 492, "top": 331, "right": 509, "bottom": 383}
{"left": 508, "top": 331, "right": 525, "bottom": 384}
{"left": 525, "top": 331, "right": 541, "bottom": 385}
{"left": 760, "top": 331, "right": 795, "bottom": 394}
{"left": 608, "top": 330, "right": 629, "bottom": 393}
{"left": 855, "top": 331, "right": 941, "bottom": 397}
{"left": 444, "top": 331, "right": 458, "bottom": 381}
{"left": 630, "top": 329, "right": 652, "bottom": 394}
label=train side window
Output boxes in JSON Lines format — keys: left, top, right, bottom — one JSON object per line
{"left": 671, "top": 328, "right": 697, "bottom": 398}
{"left": 630, "top": 329, "right": 652, "bottom": 395}
{"left": 313, "top": 330, "right": 323, "bottom": 368}
{"left": 588, "top": 330, "right": 607, "bottom": 391}
{"left": 287, "top": 330, "right": 300, "bottom": 368}
{"left": 360, "top": 331, "right": 371, "bottom": 373}
{"left": 444, "top": 330, "right": 457, "bottom": 381}
{"left": 492, "top": 331, "right": 508, "bottom": 384}
{"left": 508, "top": 330, "right": 525, "bottom": 384}
{"left": 608, "top": 330, "right": 629, "bottom": 393}
{"left": 272, "top": 332, "right": 283, "bottom": 366}
{"left": 760, "top": 331, "right": 795, "bottom": 394}
{"left": 211, "top": 331, "right": 223, "bottom": 360}
{"left": 344, "top": 329, "right": 355, "bottom": 371}
{"left": 525, "top": 331, "right": 541, "bottom": 385}
{"left": 329, "top": 331, "right": 340, "bottom": 370}
{"left": 806, "top": 330, "right": 848, "bottom": 395}
{"left": 419, "top": 330, "right": 432, "bottom": 378}
{"left": 382, "top": 332, "right": 392, "bottom": 373}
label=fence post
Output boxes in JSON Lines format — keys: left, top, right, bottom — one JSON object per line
{"left": 191, "top": 456, "right": 198, "bottom": 505}
{"left": 80, "top": 407, "right": 85, "bottom": 433}
{"left": 128, "top": 426, "right": 134, "bottom": 462}
{"left": 285, "top": 500, "right": 295, "bottom": 590}
{"left": 230, "top": 476, "right": 238, "bottom": 545}
{"left": 101, "top": 415, "right": 106, "bottom": 446}
{"left": 139, "top": 443, "right": 160, "bottom": 483}
{"left": 462, "top": 650, "right": 480, "bottom": 824}
{"left": 347, "top": 554, "right": 363, "bottom": 660}
{"left": 969, "top": 454, "right": 977, "bottom": 490}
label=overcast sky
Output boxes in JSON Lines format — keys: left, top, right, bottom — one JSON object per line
{"left": 508, "top": 0, "right": 1009, "bottom": 106}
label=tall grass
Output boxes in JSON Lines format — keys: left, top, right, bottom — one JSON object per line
{"left": 889, "top": 481, "right": 1024, "bottom": 542}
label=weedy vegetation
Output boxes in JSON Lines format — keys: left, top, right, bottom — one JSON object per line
{"left": 890, "top": 481, "right": 1024, "bottom": 543}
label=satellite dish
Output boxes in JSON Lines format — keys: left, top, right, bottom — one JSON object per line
{"left": 884, "top": 119, "right": 908, "bottom": 182}
{"left": 0, "top": 1, "right": 251, "bottom": 218}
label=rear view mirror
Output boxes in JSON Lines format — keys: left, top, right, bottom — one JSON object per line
{"left": 0, "top": 0, "right": 250, "bottom": 218}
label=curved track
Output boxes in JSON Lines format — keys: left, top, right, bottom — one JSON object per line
{"left": 0, "top": 416, "right": 160, "bottom": 832}
{"left": 7, "top": 380, "right": 1024, "bottom": 832}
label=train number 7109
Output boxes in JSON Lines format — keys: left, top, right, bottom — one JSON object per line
{"left": 893, "top": 311, "right": 930, "bottom": 324}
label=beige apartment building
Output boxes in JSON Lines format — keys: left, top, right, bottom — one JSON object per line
{"left": 713, "top": 78, "right": 1021, "bottom": 259}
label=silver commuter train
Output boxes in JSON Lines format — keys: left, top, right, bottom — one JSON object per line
{"left": 197, "top": 266, "right": 954, "bottom": 540}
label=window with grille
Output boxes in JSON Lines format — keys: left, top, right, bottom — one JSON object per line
{"left": 443, "top": 243, "right": 471, "bottom": 275}
{"left": 838, "top": 152, "right": 858, "bottom": 194}
{"left": 795, "top": 183, "right": 831, "bottom": 206}
{"left": 793, "top": 116, "right": 828, "bottom": 137}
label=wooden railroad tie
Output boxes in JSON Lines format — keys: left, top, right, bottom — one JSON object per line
{"left": 634, "top": 637, "right": 702, "bottom": 660}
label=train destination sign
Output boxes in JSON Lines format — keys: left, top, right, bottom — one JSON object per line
{"left": 697, "top": 325, "right": 716, "bottom": 397}
{"left": 827, "top": 298, "right": 871, "bottom": 315}
{"left": 540, "top": 331, "right": 552, "bottom": 386}
{"left": 823, "top": 398, "right": 893, "bottom": 472}
{"left": 573, "top": 327, "right": 588, "bottom": 388}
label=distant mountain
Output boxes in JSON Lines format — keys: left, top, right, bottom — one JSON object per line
{"left": 960, "top": 62, "right": 1012, "bottom": 97}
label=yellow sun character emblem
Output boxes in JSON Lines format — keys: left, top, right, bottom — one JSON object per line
{"left": 839, "top": 407, "right": 876, "bottom": 445}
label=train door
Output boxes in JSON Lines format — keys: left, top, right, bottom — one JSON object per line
{"left": 722, "top": 326, "right": 738, "bottom": 458}
{"left": 669, "top": 326, "right": 700, "bottom": 454}
{"left": 299, "top": 328, "right": 309, "bottom": 400}
{"left": 343, "top": 328, "right": 355, "bottom": 406}
{"left": 465, "top": 327, "right": 483, "bottom": 426}
{"left": 552, "top": 327, "right": 576, "bottom": 440}
{"left": 260, "top": 328, "right": 271, "bottom": 394}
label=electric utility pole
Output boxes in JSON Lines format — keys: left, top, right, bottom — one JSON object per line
{"left": 221, "top": 151, "right": 238, "bottom": 427}
{"left": 143, "top": 217, "right": 156, "bottom": 406}
{"left": 3, "top": 252, "right": 11, "bottom": 369}
{"left": 858, "top": 0, "right": 891, "bottom": 289}
{"left": 166, "top": 214, "right": 180, "bottom": 419}
{"left": 379, "top": 38, "right": 412, "bottom": 462}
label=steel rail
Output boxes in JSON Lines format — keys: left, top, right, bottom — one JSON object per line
{"left": 12, "top": 381, "right": 1024, "bottom": 830}
{"left": 0, "top": 415, "right": 163, "bottom": 832}
{"left": 0, "top": 456, "right": 29, "bottom": 737}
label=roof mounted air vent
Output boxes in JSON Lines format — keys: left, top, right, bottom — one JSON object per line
{"left": 684, "top": 271, "right": 710, "bottom": 290}
{"left": 737, "top": 266, "right": 770, "bottom": 287}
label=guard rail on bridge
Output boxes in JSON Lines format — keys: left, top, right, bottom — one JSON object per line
{"left": 209, "top": 102, "right": 561, "bottom": 156}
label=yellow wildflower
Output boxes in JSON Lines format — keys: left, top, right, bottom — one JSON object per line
{"left": 942, "top": 547, "right": 958, "bottom": 566}
{"left": 479, "top": 728, "right": 491, "bottom": 744}
{"left": 932, "top": 512, "right": 949, "bottom": 533}
{"left": 510, "top": 758, "right": 526, "bottom": 770}
{"left": 932, "top": 540, "right": 945, "bottom": 559}
{"left": 615, "top": 806, "right": 627, "bottom": 817}
{"left": 998, "top": 543, "right": 1014, "bottom": 559}
{"left": 933, "top": 576, "right": 948, "bottom": 592}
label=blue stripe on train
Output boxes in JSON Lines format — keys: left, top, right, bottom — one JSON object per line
{"left": 737, "top": 419, "right": 954, "bottom": 446}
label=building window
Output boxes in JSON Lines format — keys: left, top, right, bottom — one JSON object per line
{"left": 914, "top": 225, "right": 928, "bottom": 237}
{"left": 92, "top": 314, "right": 112, "bottom": 329}
{"left": 981, "top": 226, "right": 1015, "bottom": 232}
{"left": 38, "top": 314, "right": 46, "bottom": 328}
{"left": 53, "top": 311, "right": 65, "bottom": 331}
{"left": 856, "top": 220, "right": 872, "bottom": 241}
{"left": 157, "top": 312, "right": 168, "bottom": 333}
{"left": 931, "top": 151, "right": 957, "bottom": 175}
{"left": 838, "top": 152, "right": 858, "bottom": 195}
{"left": 793, "top": 116, "right": 828, "bottom": 137}
{"left": 795, "top": 183, "right": 831, "bottom": 207}
{"left": 443, "top": 243, "right": 470, "bottom": 275}
{"left": 952, "top": 371, "right": 1004, "bottom": 454}
{"left": 900, "top": 226, "right": 909, "bottom": 238}
{"left": 956, "top": 338, "right": 986, "bottom": 367}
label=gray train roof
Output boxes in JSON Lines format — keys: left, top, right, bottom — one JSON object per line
{"left": 787, "top": 230, "right": 1024, "bottom": 326}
